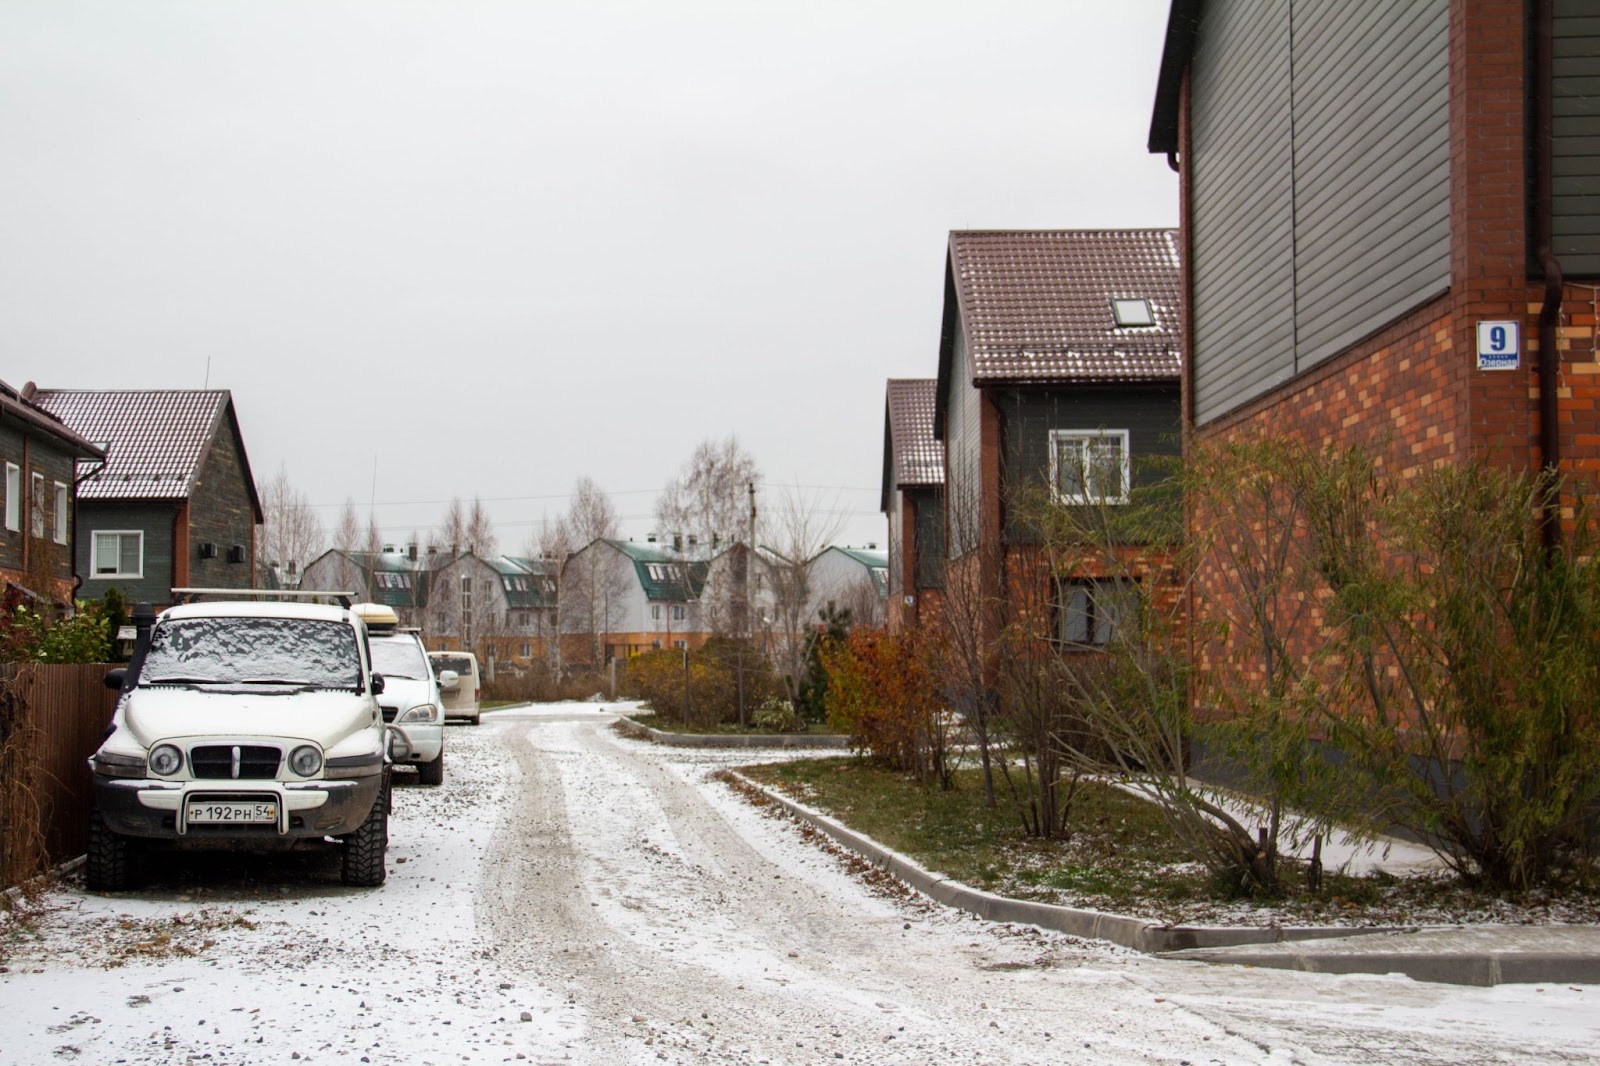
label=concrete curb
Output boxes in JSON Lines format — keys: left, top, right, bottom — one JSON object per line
{"left": 617, "top": 716, "right": 852, "bottom": 750}
{"left": 728, "top": 771, "right": 1402, "bottom": 955}
{"left": 1162, "top": 944, "right": 1600, "bottom": 987}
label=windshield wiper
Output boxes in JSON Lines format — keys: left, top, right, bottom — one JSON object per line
{"left": 142, "top": 676, "right": 223, "bottom": 686}
{"left": 234, "top": 678, "right": 326, "bottom": 686}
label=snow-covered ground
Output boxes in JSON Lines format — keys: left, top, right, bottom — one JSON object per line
{"left": 1, "top": 701, "right": 1596, "bottom": 1065}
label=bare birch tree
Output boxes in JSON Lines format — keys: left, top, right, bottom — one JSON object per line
{"left": 257, "top": 465, "right": 325, "bottom": 588}
{"left": 465, "top": 496, "right": 497, "bottom": 558}
{"left": 556, "top": 477, "right": 631, "bottom": 669}
{"left": 526, "top": 516, "right": 572, "bottom": 674}
{"left": 654, "top": 436, "right": 761, "bottom": 550}
{"left": 325, "top": 497, "right": 369, "bottom": 597}
{"left": 758, "top": 484, "right": 845, "bottom": 702}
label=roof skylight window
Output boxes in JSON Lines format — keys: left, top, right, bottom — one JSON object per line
{"left": 1111, "top": 298, "right": 1155, "bottom": 328}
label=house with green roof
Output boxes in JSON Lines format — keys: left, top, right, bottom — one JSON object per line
{"left": 298, "top": 544, "right": 438, "bottom": 625}
{"left": 806, "top": 545, "right": 888, "bottom": 628}
{"left": 558, "top": 538, "right": 710, "bottom": 667}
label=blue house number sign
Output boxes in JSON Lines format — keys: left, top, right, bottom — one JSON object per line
{"left": 1477, "top": 320, "right": 1521, "bottom": 371}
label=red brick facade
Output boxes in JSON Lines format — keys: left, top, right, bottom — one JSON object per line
{"left": 1176, "top": 0, "right": 1600, "bottom": 700}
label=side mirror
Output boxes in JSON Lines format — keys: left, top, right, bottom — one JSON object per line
{"left": 438, "top": 670, "right": 460, "bottom": 690}
{"left": 369, "top": 672, "right": 386, "bottom": 696}
{"left": 104, "top": 667, "right": 127, "bottom": 691}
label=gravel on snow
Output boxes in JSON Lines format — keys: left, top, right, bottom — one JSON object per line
{"left": 0, "top": 700, "right": 1595, "bottom": 1066}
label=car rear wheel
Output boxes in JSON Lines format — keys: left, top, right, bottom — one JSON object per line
{"left": 341, "top": 775, "right": 389, "bottom": 887}
{"left": 85, "top": 810, "right": 135, "bottom": 892}
{"left": 417, "top": 750, "right": 444, "bottom": 787}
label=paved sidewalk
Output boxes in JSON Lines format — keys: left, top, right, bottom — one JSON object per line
{"left": 1167, "top": 925, "right": 1600, "bottom": 986}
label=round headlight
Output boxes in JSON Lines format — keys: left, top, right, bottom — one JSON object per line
{"left": 289, "top": 745, "right": 323, "bottom": 777}
{"left": 148, "top": 744, "right": 183, "bottom": 777}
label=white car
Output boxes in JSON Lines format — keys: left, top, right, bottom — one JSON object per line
{"left": 87, "top": 599, "right": 396, "bottom": 890}
{"left": 357, "top": 605, "right": 447, "bottom": 786}
{"left": 428, "top": 650, "right": 481, "bottom": 724}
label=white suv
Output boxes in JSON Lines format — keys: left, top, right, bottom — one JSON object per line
{"left": 358, "top": 606, "right": 447, "bottom": 786}
{"left": 87, "top": 600, "right": 395, "bottom": 890}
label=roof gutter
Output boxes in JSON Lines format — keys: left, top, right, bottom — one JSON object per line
{"left": 1534, "top": 0, "right": 1564, "bottom": 551}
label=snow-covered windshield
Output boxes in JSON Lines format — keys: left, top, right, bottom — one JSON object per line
{"left": 141, "top": 617, "right": 362, "bottom": 688}
{"left": 371, "top": 637, "right": 428, "bottom": 680}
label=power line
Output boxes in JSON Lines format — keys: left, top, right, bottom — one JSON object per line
{"left": 306, "top": 484, "right": 880, "bottom": 511}
{"left": 361, "top": 508, "right": 885, "bottom": 534}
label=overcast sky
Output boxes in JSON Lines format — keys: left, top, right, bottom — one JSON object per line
{"left": 1, "top": 0, "right": 1177, "bottom": 554}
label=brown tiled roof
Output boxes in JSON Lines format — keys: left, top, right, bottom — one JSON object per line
{"left": 886, "top": 379, "right": 943, "bottom": 488}
{"left": 32, "top": 389, "right": 233, "bottom": 501}
{"left": 949, "top": 229, "right": 1182, "bottom": 383}
{"left": 0, "top": 380, "right": 105, "bottom": 458}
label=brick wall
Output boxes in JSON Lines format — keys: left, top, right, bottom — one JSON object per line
{"left": 1179, "top": 0, "right": 1600, "bottom": 712}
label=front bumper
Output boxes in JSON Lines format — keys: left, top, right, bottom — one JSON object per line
{"left": 391, "top": 724, "right": 443, "bottom": 763}
{"left": 93, "top": 773, "right": 383, "bottom": 841}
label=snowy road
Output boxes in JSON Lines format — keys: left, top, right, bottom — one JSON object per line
{"left": 1, "top": 703, "right": 1596, "bottom": 1065}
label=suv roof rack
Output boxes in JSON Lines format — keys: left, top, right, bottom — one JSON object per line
{"left": 171, "top": 588, "right": 355, "bottom": 608}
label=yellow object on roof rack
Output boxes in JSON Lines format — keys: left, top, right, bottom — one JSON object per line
{"left": 350, "top": 602, "right": 400, "bottom": 631}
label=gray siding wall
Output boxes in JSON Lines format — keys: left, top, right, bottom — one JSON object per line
{"left": 1190, "top": 0, "right": 1451, "bottom": 424}
{"left": 912, "top": 488, "right": 945, "bottom": 590}
{"left": 997, "top": 386, "right": 1182, "bottom": 544}
{"left": 1554, "top": 1, "right": 1600, "bottom": 276}
{"left": 188, "top": 414, "right": 257, "bottom": 590}
{"left": 0, "top": 423, "right": 78, "bottom": 585}
{"left": 946, "top": 327, "right": 982, "bottom": 558}
{"left": 1292, "top": 0, "right": 1451, "bottom": 367}
{"left": 78, "top": 502, "right": 180, "bottom": 606}
{"left": 1190, "top": 0, "right": 1295, "bottom": 424}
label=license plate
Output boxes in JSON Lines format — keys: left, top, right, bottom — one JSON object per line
{"left": 186, "top": 801, "right": 278, "bottom": 824}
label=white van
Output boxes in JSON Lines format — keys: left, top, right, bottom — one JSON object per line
{"left": 428, "top": 651, "right": 481, "bottom": 724}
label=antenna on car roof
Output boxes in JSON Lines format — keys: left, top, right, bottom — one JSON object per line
{"left": 170, "top": 588, "right": 355, "bottom": 608}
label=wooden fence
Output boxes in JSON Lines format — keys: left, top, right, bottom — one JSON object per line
{"left": 1, "top": 662, "right": 118, "bottom": 882}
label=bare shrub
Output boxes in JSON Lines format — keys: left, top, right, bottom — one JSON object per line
{"left": 0, "top": 672, "right": 47, "bottom": 893}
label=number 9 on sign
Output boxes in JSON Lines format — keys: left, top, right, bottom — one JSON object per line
{"left": 1476, "top": 321, "right": 1520, "bottom": 371}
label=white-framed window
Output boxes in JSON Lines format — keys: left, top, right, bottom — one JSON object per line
{"left": 673, "top": 639, "right": 686, "bottom": 651}
{"left": 1056, "top": 578, "right": 1138, "bottom": 648}
{"left": 91, "top": 530, "right": 144, "bottom": 578}
{"left": 671, "top": 604, "right": 686, "bottom": 622}
{"left": 519, "top": 642, "right": 531, "bottom": 658}
{"left": 1049, "top": 429, "right": 1131, "bottom": 505}
{"left": 29, "top": 473, "right": 45, "bottom": 537}
{"left": 650, "top": 604, "right": 661, "bottom": 621}
{"left": 53, "top": 482, "right": 68, "bottom": 545}
{"left": 4, "top": 463, "right": 18, "bottom": 532}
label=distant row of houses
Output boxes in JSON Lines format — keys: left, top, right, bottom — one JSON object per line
{"left": 297, "top": 536, "right": 887, "bottom": 675}
{"left": 880, "top": 1, "right": 1600, "bottom": 696}
{"left": 1, "top": 380, "right": 887, "bottom": 676}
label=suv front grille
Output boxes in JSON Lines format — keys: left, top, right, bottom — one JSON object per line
{"left": 190, "top": 745, "right": 282, "bottom": 779}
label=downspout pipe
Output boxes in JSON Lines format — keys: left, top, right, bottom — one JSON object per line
{"left": 1535, "top": 0, "right": 1564, "bottom": 550}
{"left": 70, "top": 453, "right": 107, "bottom": 603}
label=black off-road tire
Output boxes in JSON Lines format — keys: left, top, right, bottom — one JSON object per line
{"left": 85, "top": 810, "right": 135, "bottom": 892}
{"left": 416, "top": 750, "right": 444, "bottom": 787}
{"left": 341, "top": 775, "right": 389, "bottom": 887}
